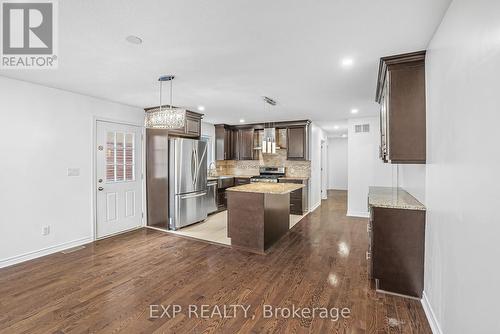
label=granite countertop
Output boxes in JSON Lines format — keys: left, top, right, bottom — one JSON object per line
{"left": 368, "top": 187, "right": 426, "bottom": 211}
{"left": 227, "top": 183, "right": 304, "bottom": 195}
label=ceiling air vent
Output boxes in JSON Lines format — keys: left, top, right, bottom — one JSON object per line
{"left": 354, "top": 124, "right": 370, "bottom": 133}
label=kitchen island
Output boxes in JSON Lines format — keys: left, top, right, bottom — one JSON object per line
{"left": 226, "top": 183, "right": 304, "bottom": 254}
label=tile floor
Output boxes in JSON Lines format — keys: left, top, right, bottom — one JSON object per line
{"left": 167, "top": 211, "right": 307, "bottom": 245}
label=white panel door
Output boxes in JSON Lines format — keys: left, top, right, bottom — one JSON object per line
{"left": 96, "top": 121, "right": 143, "bottom": 238}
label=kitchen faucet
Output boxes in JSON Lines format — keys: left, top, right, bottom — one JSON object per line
{"left": 208, "top": 161, "right": 217, "bottom": 176}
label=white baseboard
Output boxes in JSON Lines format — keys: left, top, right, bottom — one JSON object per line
{"left": 421, "top": 291, "right": 442, "bottom": 334}
{"left": 309, "top": 201, "right": 321, "bottom": 213}
{"left": 0, "top": 236, "right": 93, "bottom": 269}
{"left": 346, "top": 211, "right": 369, "bottom": 218}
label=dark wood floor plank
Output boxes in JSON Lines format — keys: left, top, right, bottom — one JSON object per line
{"left": 0, "top": 191, "right": 431, "bottom": 334}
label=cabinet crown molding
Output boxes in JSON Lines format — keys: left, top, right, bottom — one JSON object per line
{"left": 375, "top": 50, "right": 426, "bottom": 103}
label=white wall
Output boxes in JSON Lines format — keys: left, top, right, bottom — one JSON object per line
{"left": 398, "top": 164, "right": 426, "bottom": 204}
{"left": 0, "top": 77, "right": 144, "bottom": 268}
{"left": 421, "top": 1, "right": 500, "bottom": 333}
{"left": 347, "top": 117, "right": 392, "bottom": 217}
{"left": 309, "top": 123, "right": 328, "bottom": 211}
{"left": 327, "top": 138, "right": 348, "bottom": 190}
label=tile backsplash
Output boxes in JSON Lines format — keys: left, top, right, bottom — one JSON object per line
{"left": 215, "top": 150, "right": 311, "bottom": 178}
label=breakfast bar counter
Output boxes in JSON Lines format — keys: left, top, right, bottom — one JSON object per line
{"left": 226, "top": 183, "right": 305, "bottom": 254}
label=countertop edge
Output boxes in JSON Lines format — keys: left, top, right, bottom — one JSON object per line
{"left": 368, "top": 186, "right": 426, "bottom": 211}
{"left": 227, "top": 183, "right": 305, "bottom": 195}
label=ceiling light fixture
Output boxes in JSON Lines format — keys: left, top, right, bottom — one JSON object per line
{"left": 262, "top": 97, "right": 278, "bottom": 154}
{"left": 334, "top": 125, "right": 339, "bottom": 130}
{"left": 342, "top": 134, "right": 347, "bottom": 138}
{"left": 197, "top": 105, "right": 205, "bottom": 112}
{"left": 125, "top": 35, "right": 143, "bottom": 45}
{"left": 351, "top": 108, "right": 359, "bottom": 114}
{"left": 144, "top": 75, "right": 186, "bottom": 129}
{"left": 239, "top": 119, "right": 245, "bottom": 123}
{"left": 341, "top": 57, "right": 354, "bottom": 67}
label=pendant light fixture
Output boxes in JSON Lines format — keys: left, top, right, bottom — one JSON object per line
{"left": 261, "top": 96, "right": 277, "bottom": 154}
{"left": 144, "top": 75, "right": 186, "bottom": 129}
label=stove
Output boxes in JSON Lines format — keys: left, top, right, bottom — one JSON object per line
{"left": 250, "top": 167, "right": 285, "bottom": 183}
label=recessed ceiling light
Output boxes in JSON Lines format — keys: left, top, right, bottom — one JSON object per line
{"left": 341, "top": 57, "right": 354, "bottom": 67}
{"left": 334, "top": 125, "right": 339, "bottom": 130}
{"left": 125, "top": 35, "right": 142, "bottom": 45}
{"left": 197, "top": 105, "right": 205, "bottom": 112}
{"left": 351, "top": 108, "right": 359, "bottom": 114}
{"left": 239, "top": 119, "right": 245, "bottom": 123}
{"left": 342, "top": 134, "right": 347, "bottom": 138}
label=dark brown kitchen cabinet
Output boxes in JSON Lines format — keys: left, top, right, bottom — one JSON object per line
{"left": 287, "top": 126, "right": 308, "bottom": 160}
{"left": 215, "top": 120, "right": 310, "bottom": 161}
{"left": 278, "top": 178, "right": 308, "bottom": 215}
{"left": 236, "top": 129, "right": 254, "bottom": 160}
{"left": 215, "top": 124, "right": 234, "bottom": 160}
{"left": 376, "top": 51, "right": 426, "bottom": 163}
{"left": 185, "top": 114, "right": 201, "bottom": 137}
{"left": 216, "top": 177, "right": 234, "bottom": 210}
{"left": 144, "top": 108, "right": 203, "bottom": 139}
{"left": 368, "top": 206, "right": 426, "bottom": 298}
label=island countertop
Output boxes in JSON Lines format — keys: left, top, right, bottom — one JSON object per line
{"left": 227, "top": 183, "right": 304, "bottom": 194}
{"left": 368, "top": 186, "right": 425, "bottom": 211}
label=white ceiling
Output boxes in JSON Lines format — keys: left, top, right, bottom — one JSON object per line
{"left": 0, "top": 0, "right": 451, "bottom": 134}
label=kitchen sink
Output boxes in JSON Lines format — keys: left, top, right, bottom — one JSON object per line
{"left": 207, "top": 175, "right": 235, "bottom": 188}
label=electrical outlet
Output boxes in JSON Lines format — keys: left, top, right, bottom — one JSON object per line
{"left": 42, "top": 225, "right": 50, "bottom": 236}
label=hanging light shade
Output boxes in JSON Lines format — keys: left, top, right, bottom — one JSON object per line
{"left": 145, "top": 75, "right": 186, "bottom": 129}
{"left": 261, "top": 96, "right": 277, "bottom": 154}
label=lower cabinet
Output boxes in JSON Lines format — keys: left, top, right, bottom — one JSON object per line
{"left": 278, "top": 178, "right": 308, "bottom": 215}
{"left": 368, "top": 206, "right": 425, "bottom": 298}
{"left": 217, "top": 190, "right": 227, "bottom": 211}
{"left": 216, "top": 178, "right": 236, "bottom": 211}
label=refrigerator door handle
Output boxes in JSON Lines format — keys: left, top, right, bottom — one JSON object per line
{"left": 195, "top": 144, "right": 207, "bottom": 189}
{"left": 193, "top": 146, "right": 198, "bottom": 186}
{"left": 191, "top": 146, "right": 196, "bottom": 186}
{"left": 180, "top": 191, "right": 207, "bottom": 200}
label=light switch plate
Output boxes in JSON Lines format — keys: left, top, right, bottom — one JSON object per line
{"left": 67, "top": 168, "right": 80, "bottom": 176}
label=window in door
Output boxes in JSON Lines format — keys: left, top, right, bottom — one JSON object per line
{"left": 106, "top": 131, "right": 135, "bottom": 182}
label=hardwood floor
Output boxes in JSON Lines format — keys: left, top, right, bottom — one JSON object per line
{"left": 0, "top": 191, "right": 431, "bottom": 333}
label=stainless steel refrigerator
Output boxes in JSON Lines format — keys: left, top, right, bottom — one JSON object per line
{"left": 168, "top": 138, "right": 208, "bottom": 230}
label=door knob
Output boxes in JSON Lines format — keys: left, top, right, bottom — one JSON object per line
{"left": 98, "top": 187, "right": 104, "bottom": 191}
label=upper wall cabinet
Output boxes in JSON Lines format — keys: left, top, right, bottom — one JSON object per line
{"left": 144, "top": 108, "right": 203, "bottom": 139}
{"left": 376, "top": 51, "right": 426, "bottom": 164}
{"left": 215, "top": 120, "right": 310, "bottom": 161}
{"left": 215, "top": 124, "right": 234, "bottom": 160}
{"left": 286, "top": 126, "right": 308, "bottom": 160}
{"left": 235, "top": 128, "right": 255, "bottom": 160}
